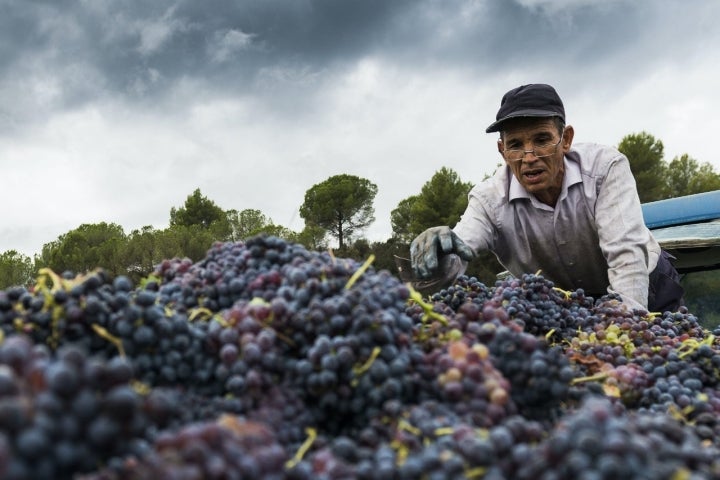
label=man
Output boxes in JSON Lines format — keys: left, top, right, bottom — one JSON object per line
{"left": 410, "top": 83, "right": 684, "bottom": 312}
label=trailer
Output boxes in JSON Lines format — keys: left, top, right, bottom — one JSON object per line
{"left": 641, "top": 190, "right": 720, "bottom": 273}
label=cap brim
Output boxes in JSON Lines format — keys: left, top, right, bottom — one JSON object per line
{"left": 485, "top": 109, "right": 562, "bottom": 133}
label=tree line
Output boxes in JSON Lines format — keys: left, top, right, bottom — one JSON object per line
{"left": 2, "top": 131, "right": 719, "bottom": 296}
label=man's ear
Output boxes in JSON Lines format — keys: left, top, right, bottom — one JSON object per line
{"left": 562, "top": 125, "right": 575, "bottom": 152}
{"left": 497, "top": 138, "right": 504, "bottom": 156}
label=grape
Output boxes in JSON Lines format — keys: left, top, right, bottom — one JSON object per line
{"left": 1, "top": 236, "right": 720, "bottom": 478}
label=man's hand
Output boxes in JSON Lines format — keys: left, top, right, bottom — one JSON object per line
{"left": 410, "top": 226, "right": 475, "bottom": 279}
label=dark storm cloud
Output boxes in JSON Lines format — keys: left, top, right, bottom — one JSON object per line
{"left": 0, "top": 0, "right": 714, "bottom": 128}
{"left": 1, "top": 1, "right": 413, "bottom": 98}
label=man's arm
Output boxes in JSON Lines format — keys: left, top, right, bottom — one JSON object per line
{"left": 410, "top": 181, "right": 498, "bottom": 283}
{"left": 594, "top": 155, "right": 661, "bottom": 309}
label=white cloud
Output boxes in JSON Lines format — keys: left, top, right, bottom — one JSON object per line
{"left": 135, "top": 6, "right": 184, "bottom": 56}
{"left": 209, "top": 29, "right": 256, "bottom": 63}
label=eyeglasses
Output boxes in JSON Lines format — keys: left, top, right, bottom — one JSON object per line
{"left": 501, "top": 131, "right": 564, "bottom": 162}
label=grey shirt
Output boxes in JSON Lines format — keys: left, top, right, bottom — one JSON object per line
{"left": 453, "top": 142, "right": 661, "bottom": 309}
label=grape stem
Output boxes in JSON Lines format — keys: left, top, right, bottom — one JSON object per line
{"left": 351, "top": 346, "right": 382, "bottom": 386}
{"left": 408, "top": 288, "right": 449, "bottom": 326}
{"left": 285, "top": 427, "right": 317, "bottom": 469}
{"left": 92, "top": 324, "right": 126, "bottom": 358}
{"left": 570, "top": 371, "right": 610, "bottom": 385}
{"left": 345, "top": 255, "right": 375, "bottom": 290}
{"left": 677, "top": 335, "right": 715, "bottom": 359}
{"left": 552, "top": 287, "right": 572, "bottom": 300}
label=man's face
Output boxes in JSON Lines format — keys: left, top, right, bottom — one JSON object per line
{"left": 497, "top": 117, "right": 573, "bottom": 206}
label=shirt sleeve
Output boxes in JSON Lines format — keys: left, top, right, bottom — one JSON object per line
{"left": 594, "top": 155, "right": 657, "bottom": 309}
{"left": 452, "top": 185, "right": 496, "bottom": 254}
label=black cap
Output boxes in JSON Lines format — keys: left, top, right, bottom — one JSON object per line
{"left": 485, "top": 84, "right": 565, "bottom": 133}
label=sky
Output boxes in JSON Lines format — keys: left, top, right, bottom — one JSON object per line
{"left": 1, "top": 0, "right": 720, "bottom": 258}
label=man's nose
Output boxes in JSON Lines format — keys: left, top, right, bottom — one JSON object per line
{"left": 521, "top": 148, "right": 539, "bottom": 161}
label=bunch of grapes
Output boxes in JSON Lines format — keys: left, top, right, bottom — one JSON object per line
{"left": 1, "top": 235, "right": 720, "bottom": 478}
{"left": 81, "top": 415, "right": 289, "bottom": 480}
{"left": 0, "top": 335, "right": 168, "bottom": 479}
{"left": 504, "top": 395, "right": 720, "bottom": 479}
{"left": 488, "top": 273, "right": 598, "bottom": 341}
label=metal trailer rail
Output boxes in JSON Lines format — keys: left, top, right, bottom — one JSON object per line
{"left": 641, "top": 191, "right": 720, "bottom": 274}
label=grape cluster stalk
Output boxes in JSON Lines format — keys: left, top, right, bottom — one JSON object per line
{"left": 0, "top": 236, "right": 719, "bottom": 479}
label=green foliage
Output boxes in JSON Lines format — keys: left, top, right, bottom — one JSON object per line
{"left": 392, "top": 167, "right": 472, "bottom": 240}
{"left": 331, "top": 237, "right": 409, "bottom": 276}
{"left": 666, "top": 154, "right": 720, "bottom": 197}
{"left": 257, "top": 224, "right": 296, "bottom": 241}
{"left": 170, "top": 188, "right": 229, "bottom": 233}
{"left": 336, "top": 237, "right": 371, "bottom": 261}
{"left": 226, "top": 208, "right": 298, "bottom": 242}
{"left": 413, "top": 167, "right": 473, "bottom": 230}
{"left": 294, "top": 225, "right": 328, "bottom": 251}
{"left": 123, "top": 226, "right": 160, "bottom": 277}
{"left": 618, "top": 132, "right": 668, "bottom": 202}
{"left": 367, "top": 237, "right": 415, "bottom": 275}
{"left": 166, "top": 224, "right": 218, "bottom": 262}
{"left": 227, "top": 209, "right": 267, "bottom": 241}
{"left": 123, "top": 225, "right": 211, "bottom": 283}
{"left": 37, "top": 222, "right": 127, "bottom": 276}
{"left": 10, "top": 189, "right": 306, "bottom": 285}
{"left": 619, "top": 132, "right": 720, "bottom": 201}
{"left": 390, "top": 196, "right": 418, "bottom": 244}
{"left": 23, "top": 189, "right": 304, "bottom": 284}
{"left": 299, "top": 174, "right": 378, "bottom": 249}
{"left": 0, "top": 250, "right": 35, "bottom": 289}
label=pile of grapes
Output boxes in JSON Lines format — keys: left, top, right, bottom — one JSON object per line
{"left": 1, "top": 235, "right": 719, "bottom": 479}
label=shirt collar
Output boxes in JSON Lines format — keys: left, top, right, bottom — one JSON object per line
{"left": 508, "top": 156, "right": 582, "bottom": 202}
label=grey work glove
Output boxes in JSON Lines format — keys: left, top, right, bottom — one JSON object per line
{"left": 410, "top": 226, "right": 476, "bottom": 279}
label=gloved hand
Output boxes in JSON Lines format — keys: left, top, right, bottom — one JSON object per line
{"left": 410, "top": 226, "right": 475, "bottom": 279}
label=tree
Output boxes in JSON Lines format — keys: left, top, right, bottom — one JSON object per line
{"left": 226, "top": 208, "right": 271, "bottom": 241}
{"left": 0, "top": 250, "right": 35, "bottom": 288}
{"left": 37, "top": 223, "right": 127, "bottom": 275}
{"left": 163, "top": 224, "right": 217, "bottom": 263}
{"left": 390, "top": 196, "right": 419, "bottom": 244}
{"left": 617, "top": 132, "right": 668, "bottom": 202}
{"left": 299, "top": 174, "right": 378, "bottom": 250}
{"left": 666, "top": 154, "right": 720, "bottom": 196}
{"left": 123, "top": 225, "right": 198, "bottom": 282}
{"left": 225, "top": 208, "right": 294, "bottom": 241}
{"left": 392, "top": 167, "right": 473, "bottom": 240}
{"left": 294, "top": 225, "right": 328, "bottom": 251}
{"left": 123, "top": 223, "right": 223, "bottom": 283}
{"left": 257, "top": 224, "right": 297, "bottom": 240}
{"left": 123, "top": 226, "right": 161, "bottom": 278}
{"left": 341, "top": 237, "right": 372, "bottom": 260}
{"left": 170, "top": 188, "right": 229, "bottom": 230}
{"left": 365, "top": 237, "right": 414, "bottom": 274}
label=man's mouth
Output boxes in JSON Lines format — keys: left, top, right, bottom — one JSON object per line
{"left": 523, "top": 168, "right": 545, "bottom": 181}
